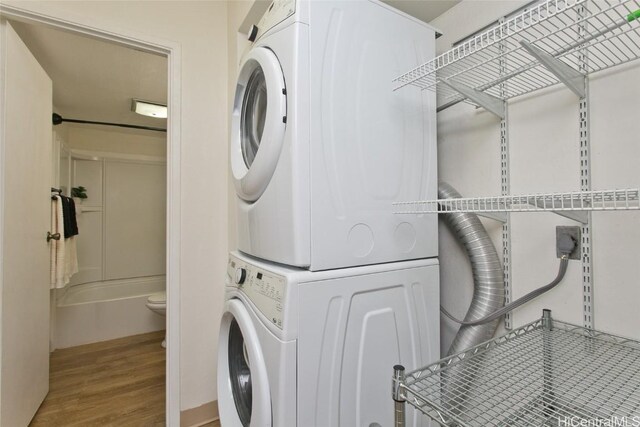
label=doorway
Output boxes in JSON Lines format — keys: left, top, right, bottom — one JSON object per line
{"left": 0, "top": 6, "right": 181, "bottom": 425}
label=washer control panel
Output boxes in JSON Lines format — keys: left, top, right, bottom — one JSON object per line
{"left": 227, "top": 257, "right": 285, "bottom": 329}
{"left": 255, "top": 0, "right": 296, "bottom": 41}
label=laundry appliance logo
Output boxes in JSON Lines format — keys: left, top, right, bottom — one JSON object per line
{"left": 557, "top": 416, "right": 640, "bottom": 427}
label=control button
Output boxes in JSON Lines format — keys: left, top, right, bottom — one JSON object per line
{"left": 248, "top": 25, "right": 258, "bottom": 42}
{"left": 235, "top": 268, "right": 247, "bottom": 285}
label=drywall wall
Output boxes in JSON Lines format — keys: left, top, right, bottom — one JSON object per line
{"left": 432, "top": 1, "right": 640, "bottom": 355}
{"left": 2, "top": 0, "right": 230, "bottom": 412}
{"left": 66, "top": 125, "right": 166, "bottom": 158}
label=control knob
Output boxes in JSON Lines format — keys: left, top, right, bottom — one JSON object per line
{"left": 248, "top": 25, "right": 258, "bottom": 42}
{"left": 235, "top": 268, "right": 247, "bottom": 285}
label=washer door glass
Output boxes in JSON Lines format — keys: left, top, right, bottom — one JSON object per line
{"left": 228, "top": 318, "right": 252, "bottom": 426}
{"left": 217, "top": 300, "right": 271, "bottom": 427}
{"left": 241, "top": 66, "right": 267, "bottom": 169}
{"left": 230, "top": 47, "right": 287, "bottom": 202}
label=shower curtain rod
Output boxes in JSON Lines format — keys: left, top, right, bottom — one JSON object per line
{"left": 52, "top": 113, "right": 167, "bottom": 133}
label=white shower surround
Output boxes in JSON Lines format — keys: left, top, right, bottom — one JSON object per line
{"left": 69, "top": 151, "right": 166, "bottom": 283}
{"left": 54, "top": 275, "right": 165, "bottom": 349}
{"left": 52, "top": 146, "right": 167, "bottom": 348}
{"left": 58, "top": 275, "right": 165, "bottom": 306}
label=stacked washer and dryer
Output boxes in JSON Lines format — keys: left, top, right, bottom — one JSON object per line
{"left": 218, "top": 1, "right": 439, "bottom": 426}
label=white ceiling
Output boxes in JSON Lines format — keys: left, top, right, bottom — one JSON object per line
{"left": 11, "top": 20, "right": 168, "bottom": 130}
{"left": 9, "top": 1, "right": 456, "bottom": 133}
{"left": 382, "top": 0, "right": 461, "bottom": 24}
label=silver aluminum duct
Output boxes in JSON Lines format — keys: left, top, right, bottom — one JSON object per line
{"left": 439, "top": 182, "right": 504, "bottom": 418}
{"left": 439, "top": 182, "right": 505, "bottom": 355}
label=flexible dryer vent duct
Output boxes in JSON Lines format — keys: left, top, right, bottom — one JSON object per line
{"left": 439, "top": 182, "right": 505, "bottom": 417}
{"left": 439, "top": 182, "right": 505, "bottom": 355}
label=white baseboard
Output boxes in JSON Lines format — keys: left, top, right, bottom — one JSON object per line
{"left": 180, "top": 400, "right": 218, "bottom": 427}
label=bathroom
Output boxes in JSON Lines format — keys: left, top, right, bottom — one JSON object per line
{"left": 6, "top": 18, "right": 169, "bottom": 424}
{"left": 53, "top": 121, "right": 167, "bottom": 349}
{"left": 11, "top": 18, "right": 169, "bottom": 346}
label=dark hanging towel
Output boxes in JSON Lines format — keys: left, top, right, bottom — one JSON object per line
{"left": 60, "top": 196, "right": 79, "bottom": 238}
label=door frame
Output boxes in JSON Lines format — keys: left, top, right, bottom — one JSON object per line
{"left": 0, "top": 5, "right": 182, "bottom": 425}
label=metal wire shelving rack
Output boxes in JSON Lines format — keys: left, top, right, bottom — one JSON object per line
{"left": 393, "top": 0, "right": 640, "bottom": 111}
{"left": 390, "top": 1, "right": 640, "bottom": 425}
{"left": 392, "top": 310, "right": 640, "bottom": 427}
{"left": 390, "top": 0, "right": 640, "bottom": 225}
{"left": 394, "top": 189, "right": 640, "bottom": 223}
{"left": 392, "top": 0, "right": 640, "bottom": 330}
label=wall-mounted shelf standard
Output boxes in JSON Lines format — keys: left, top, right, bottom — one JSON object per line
{"left": 392, "top": 310, "right": 640, "bottom": 427}
{"left": 393, "top": 0, "right": 640, "bottom": 111}
{"left": 393, "top": 189, "right": 640, "bottom": 223}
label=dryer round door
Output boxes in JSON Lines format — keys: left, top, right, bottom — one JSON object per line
{"left": 218, "top": 299, "right": 271, "bottom": 427}
{"left": 231, "top": 47, "right": 287, "bottom": 202}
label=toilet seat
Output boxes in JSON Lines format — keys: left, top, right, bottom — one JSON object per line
{"left": 147, "top": 291, "right": 166, "bottom": 306}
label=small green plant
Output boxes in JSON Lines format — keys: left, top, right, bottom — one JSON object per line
{"left": 71, "top": 186, "right": 88, "bottom": 199}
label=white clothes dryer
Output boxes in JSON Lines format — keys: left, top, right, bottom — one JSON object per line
{"left": 230, "top": 0, "right": 438, "bottom": 271}
{"left": 217, "top": 251, "right": 440, "bottom": 427}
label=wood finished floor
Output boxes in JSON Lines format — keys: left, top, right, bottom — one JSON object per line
{"left": 30, "top": 330, "right": 169, "bottom": 427}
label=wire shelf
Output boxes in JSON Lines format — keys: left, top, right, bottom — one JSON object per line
{"left": 393, "top": 189, "right": 640, "bottom": 217}
{"left": 394, "top": 311, "right": 640, "bottom": 426}
{"left": 394, "top": 0, "right": 640, "bottom": 108}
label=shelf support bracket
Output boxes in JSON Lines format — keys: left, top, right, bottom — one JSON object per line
{"left": 520, "top": 40, "right": 586, "bottom": 98}
{"left": 551, "top": 210, "right": 588, "bottom": 224}
{"left": 529, "top": 199, "right": 588, "bottom": 223}
{"left": 440, "top": 80, "right": 505, "bottom": 119}
{"left": 476, "top": 212, "right": 508, "bottom": 223}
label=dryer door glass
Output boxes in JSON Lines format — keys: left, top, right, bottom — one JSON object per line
{"left": 230, "top": 47, "right": 287, "bottom": 202}
{"left": 228, "top": 318, "right": 252, "bottom": 426}
{"left": 241, "top": 66, "right": 267, "bottom": 168}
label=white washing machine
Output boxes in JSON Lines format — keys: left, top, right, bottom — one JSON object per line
{"left": 217, "top": 251, "right": 440, "bottom": 427}
{"left": 231, "top": 0, "right": 438, "bottom": 271}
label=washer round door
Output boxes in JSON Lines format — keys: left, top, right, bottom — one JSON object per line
{"left": 218, "top": 299, "right": 271, "bottom": 427}
{"left": 231, "top": 46, "right": 287, "bottom": 202}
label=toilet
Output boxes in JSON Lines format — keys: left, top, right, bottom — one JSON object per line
{"left": 145, "top": 291, "right": 166, "bottom": 348}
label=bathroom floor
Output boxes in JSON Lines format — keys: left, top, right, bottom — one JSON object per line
{"left": 30, "top": 330, "right": 167, "bottom": 426}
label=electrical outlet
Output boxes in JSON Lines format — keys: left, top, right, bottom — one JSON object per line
{"left": 556, "top": 226, "right": 581, "bottom": 260}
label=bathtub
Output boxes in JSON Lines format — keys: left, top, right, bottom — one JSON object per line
{"left": 53, "top": 276, "right": 166, "bottom": 349}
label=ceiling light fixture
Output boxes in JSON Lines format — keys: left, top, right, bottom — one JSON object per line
{"left": 131, "top": 99, "right": 167, "bottom": 118}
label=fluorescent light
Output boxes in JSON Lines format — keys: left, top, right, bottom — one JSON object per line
{"left": 131, "top": 99, "right": 167, "bottom": 118}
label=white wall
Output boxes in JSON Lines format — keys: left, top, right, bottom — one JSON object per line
{"left": 66, "top": 125, "right": 166, "bottom": 158}
{"left": 432, "top": 1, "right": 640, "bottom": 355}
{"left": 3, "top": 0, "right": 230, "bottom": 412}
